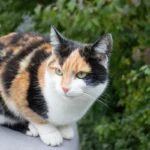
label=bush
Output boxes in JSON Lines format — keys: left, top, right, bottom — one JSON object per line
{"left": 0, "top": 0, "right": 150, "bottom": 149}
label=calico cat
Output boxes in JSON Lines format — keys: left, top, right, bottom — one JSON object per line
{"left": 0, "top": 27, "right": 113, "bottom": 146}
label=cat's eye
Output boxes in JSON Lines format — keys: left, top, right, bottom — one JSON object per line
{"left": 76, "top": 72, "right": 87, "bottom": 79}
{"left": 55, "top": 68, "right": 63, "bottom": 76}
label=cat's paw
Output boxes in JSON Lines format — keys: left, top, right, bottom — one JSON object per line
{"left": 26, "top": 123, "right": 39, "bottom": 137}
{"left": 40, "top": 131, "right": 63, "bottom": 146}
{"left": 58, "top": 125, "right": 74, "bottom": 140}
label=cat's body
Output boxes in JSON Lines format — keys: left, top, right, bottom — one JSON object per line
{"left": 0, "top": 27, "right": 112, "bottom": 146}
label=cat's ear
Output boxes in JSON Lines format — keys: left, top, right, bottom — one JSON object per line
{"left": 50, "top": 26, "right": 64, "bottom": 46}
{"left": 92, "top": 34, "right": 113, "bottom": 56}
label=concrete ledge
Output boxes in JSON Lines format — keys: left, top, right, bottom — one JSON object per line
{"left": 0, "top": 124, "right": 79, "bottom": 150}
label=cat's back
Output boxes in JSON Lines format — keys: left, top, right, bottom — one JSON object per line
{"left": 0, "top": 32, "right": 49, "bottom": 63}
{"left": 0, "top": 32, "right": 52, "bottom": 96}
{"left": 0, "top": 32, "right": 52, "bottom": 73}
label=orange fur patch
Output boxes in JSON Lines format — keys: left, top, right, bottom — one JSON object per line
{"left": 61, "top": 50, "right": 90, "bottom": 88}
{"left": 0, "top": 33, "right": 52, "bottom": 125}
{"left": 47, "top": 50, "right": 90, "bottom": 88}
{"left": 10, "top": 71, "right": 30, "bottom": 107}
{"left": 10, "top": 71, "right": 47, "bottom": 124}
{"left": 48, "top": 55, "right": 60, "bottom": 71}
{"left": 0, "top": 32, "right": 17, "bottom": 45}
{"left": 48, "top": 50, "right": 91, "bottom": 88}
{"left": 42, "top": 43, "right": 52, "bottom": 54}
{"left": 62, "top": 49, "right": 91, "bottom": 73}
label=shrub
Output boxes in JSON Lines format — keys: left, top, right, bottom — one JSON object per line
{"left": 0, "top": 0, "right": 150, "bottom": 149}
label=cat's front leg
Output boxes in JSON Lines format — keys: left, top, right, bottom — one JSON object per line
{"left": 58, "top": 124, "right": 74, "bottom": 140}
{"left": 7, "top": 71, "right": 63, "bottom": 146}
{"left": 34, "top": 123, "right": 63, "bottom": 146}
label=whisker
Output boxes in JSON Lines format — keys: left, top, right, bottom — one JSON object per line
{"left": 84, "top": 92, "right": 97, "bottom": 98}
{"left": 83, "top": 92, "right": 96, "bottom": 99}
{"left": 100, "top": 98, "right": 115, "bottom": 105}
{"left": 97, "top": 99, "right": 109, "bottom": 108}
{"left": 101, "top": 93, "right": 112, "bottom": 101}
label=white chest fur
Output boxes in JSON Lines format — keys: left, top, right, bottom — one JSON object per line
{"left": 43, "top": 70, "right": 108, "bottom": 126}
{"left": 43, "top": 88, "right": 94, "bottom": 125}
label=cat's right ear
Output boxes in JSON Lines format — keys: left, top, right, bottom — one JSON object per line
{"left": 50, "top": 26, "right": 64, "bottom": 48}
{"left": 92, "top": 34, "right": 113, "bottom": 56}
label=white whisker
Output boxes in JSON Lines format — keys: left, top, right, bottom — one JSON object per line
{"left": 97, "top": 99, "right": 109, "bottom": 108}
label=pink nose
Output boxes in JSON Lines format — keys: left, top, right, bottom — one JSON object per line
{"left": 62, "top": 87, "right": 69, "bottom": 93}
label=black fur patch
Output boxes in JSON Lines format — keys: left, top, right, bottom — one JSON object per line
{"left": 3, "top": 122, "right": 29, "bottom": 134}
{"left": 27, "top": 49, "right": 50, "bottom": 119}
{"left": 10, "top": 33, "right": 23, "bottom": 45}
{"left": 2, "top": 39, "right": 45, "bottom": 94}
{"left": 0, "top": 42, "right": 4, "bottom": 50}
{"left": 79, "top": 46, "right": 108, "bottom": 86}
{"left": 0, "top": 97, "right": 20, "bottom": 121}
{"left": 53, "top": 39, "right": 81, "bottom": 65}
{"left": 55, "top": 40, "right": 108, "bottom": 86}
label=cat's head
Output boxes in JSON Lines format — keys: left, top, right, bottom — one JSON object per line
{"left": 46, "top": 27, "right": 113, "bottom": 98}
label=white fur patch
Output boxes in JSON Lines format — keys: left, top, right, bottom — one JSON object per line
{"left": 26, "top": 123, "right": 39, "bottom": 137}
{"left": 56, "top": 76, "right": 86, "bottom": 97}
{"left": 95, "top": 41, "right": 107, "bottom": 53}
{"left": 6, "top": 100, "right": 21, "bottom": 118}
{"left": 50, "top": 27, "right": 60, "bottom": 46}
{"left": 43, "top": 69, "right": 108, "bottom": 126}
{"left": 34, "top": 123, "right": 63, "bottom": 146}
{"left": 58, "top": 124, "right": 74, "bottom": 140}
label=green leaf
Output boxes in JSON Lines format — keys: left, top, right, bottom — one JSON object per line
{"left": 144, "top": 68, "right": 150, "bottom": 75}
{"left": 67, "top": 1, "right": 76, "bottom": 12}
{"left": 146, "top": 87, "right": 150, "bottom": 92}
{"left": 43, "top": 5, "right": 51, "bottom": 16}
{"left": 140, "top": 65, "right": 148, "bottom": 71}
{"left": 132, "top": 76, "right": 137, "bottom": 81}
{"left": 34, "top": 5, "right": 42, "bottom": 16}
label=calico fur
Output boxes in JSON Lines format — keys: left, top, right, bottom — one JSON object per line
{"left": 0, "top": 27, "right": 113, "bottom": 146}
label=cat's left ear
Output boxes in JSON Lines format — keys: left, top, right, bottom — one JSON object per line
{"left": 92, "top": 34, "right": 113, "bottom": 56}
{"left": 50, "top": 26, "right": 64, "bottom": 47}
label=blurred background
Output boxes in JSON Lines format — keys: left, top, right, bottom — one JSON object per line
{"left": 0, "top": 0, "right": 150, "bottom": 149}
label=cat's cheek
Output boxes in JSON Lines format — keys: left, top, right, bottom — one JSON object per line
{"left": 71, "top": 78, "right": 86, "bottom": 89}
{"left": 47, "top": 72, "right": 61, "bottom": 85}
{"left": 66, "top": 89, "right": 83, "bottom": 97}
{"left": 45, "top": 70, "right": 55, "bottom": 84}
{"left": 65, "top": 79, "right": 86, "bottom": 97}
{"left": 54, "top": 76, "right": 64, "bottom": 95}
{"left": 55, "top": 85, "right": 64, "bottom": 95}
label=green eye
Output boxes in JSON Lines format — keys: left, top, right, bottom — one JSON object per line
{"left": 55, "top": 68, "right": 63, "bottom": 76}
{"left": 76, "top": 72, "right": 87, "bottom": 79}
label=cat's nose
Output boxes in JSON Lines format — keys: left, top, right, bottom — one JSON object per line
{"left": 62, "top": 87, "right": 69, "bottom": 93}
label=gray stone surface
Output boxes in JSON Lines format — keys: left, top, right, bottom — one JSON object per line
{"left": 0, "top": 124, "right": 79, "bottom": 150}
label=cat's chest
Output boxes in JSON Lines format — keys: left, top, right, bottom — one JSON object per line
{"left": 43, "top": 89, "right": 94, "bottom": 126}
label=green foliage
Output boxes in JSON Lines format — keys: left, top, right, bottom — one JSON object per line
{"left": 0, "top": 0, "right": 150, "bottom": 149}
